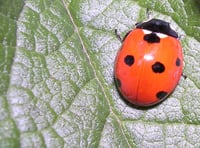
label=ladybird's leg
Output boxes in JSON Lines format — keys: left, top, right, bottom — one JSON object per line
{"left": 114, "top": 29, "right": 122, "bottom": 42}
{"left": 182, "top": 73, "right": 187, "bottom": 79}
{"left": 115, "top": 29, "right": 132, "bottom": 43}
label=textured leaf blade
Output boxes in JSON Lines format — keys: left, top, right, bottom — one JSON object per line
{"left": 1, "top": 0, "right": 200, "bottom": 147}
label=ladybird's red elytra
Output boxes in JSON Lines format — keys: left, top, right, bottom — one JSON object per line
{"left": 114, "top": 19, "right": 183, "bottom": 107}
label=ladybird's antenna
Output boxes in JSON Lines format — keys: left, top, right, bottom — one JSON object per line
{"left": 146, "top": 8, "right": 153, "bottom": 20}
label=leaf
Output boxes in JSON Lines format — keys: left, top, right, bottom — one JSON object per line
{"left": 1, "top": 0, "right": 200, "bottom": 147}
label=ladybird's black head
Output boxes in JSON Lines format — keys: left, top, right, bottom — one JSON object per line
{"left": 136, "top": 19, "right": 178, "bottom": 38}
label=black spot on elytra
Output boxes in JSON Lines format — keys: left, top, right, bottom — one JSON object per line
{"left": 156, "top": 91, "right": 168, "bottom": 100}
{"left": 152, "top": 62, "right": 165, "bottom": 73}
{"left": 115, "top": 77, "right": 121, "bottom": 88}
{"left": 124, "top": 55, "right": 134, "bottom": 66}
{"left": 176, "top": 58, "right": 181, "bottom": 66}
{"left": 144, "top": 33, "right": 160, "bottom": 43}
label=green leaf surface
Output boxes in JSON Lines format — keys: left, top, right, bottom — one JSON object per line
{"left": 1, "top": 0, "right": 200, "bottom": 147}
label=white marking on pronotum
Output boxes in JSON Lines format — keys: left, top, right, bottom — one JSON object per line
{"left": 142, "top": 29, "right": 168, "bottom": 38}
{"left": 156, "top": 32, "right": 168, "bottom": 38}
{"left": 142, "top": 29, "right": 152, "bottom": 34}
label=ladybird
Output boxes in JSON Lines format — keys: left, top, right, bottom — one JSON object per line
{"left": 114, "top": 19, "right": 183, "bottom": 107}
